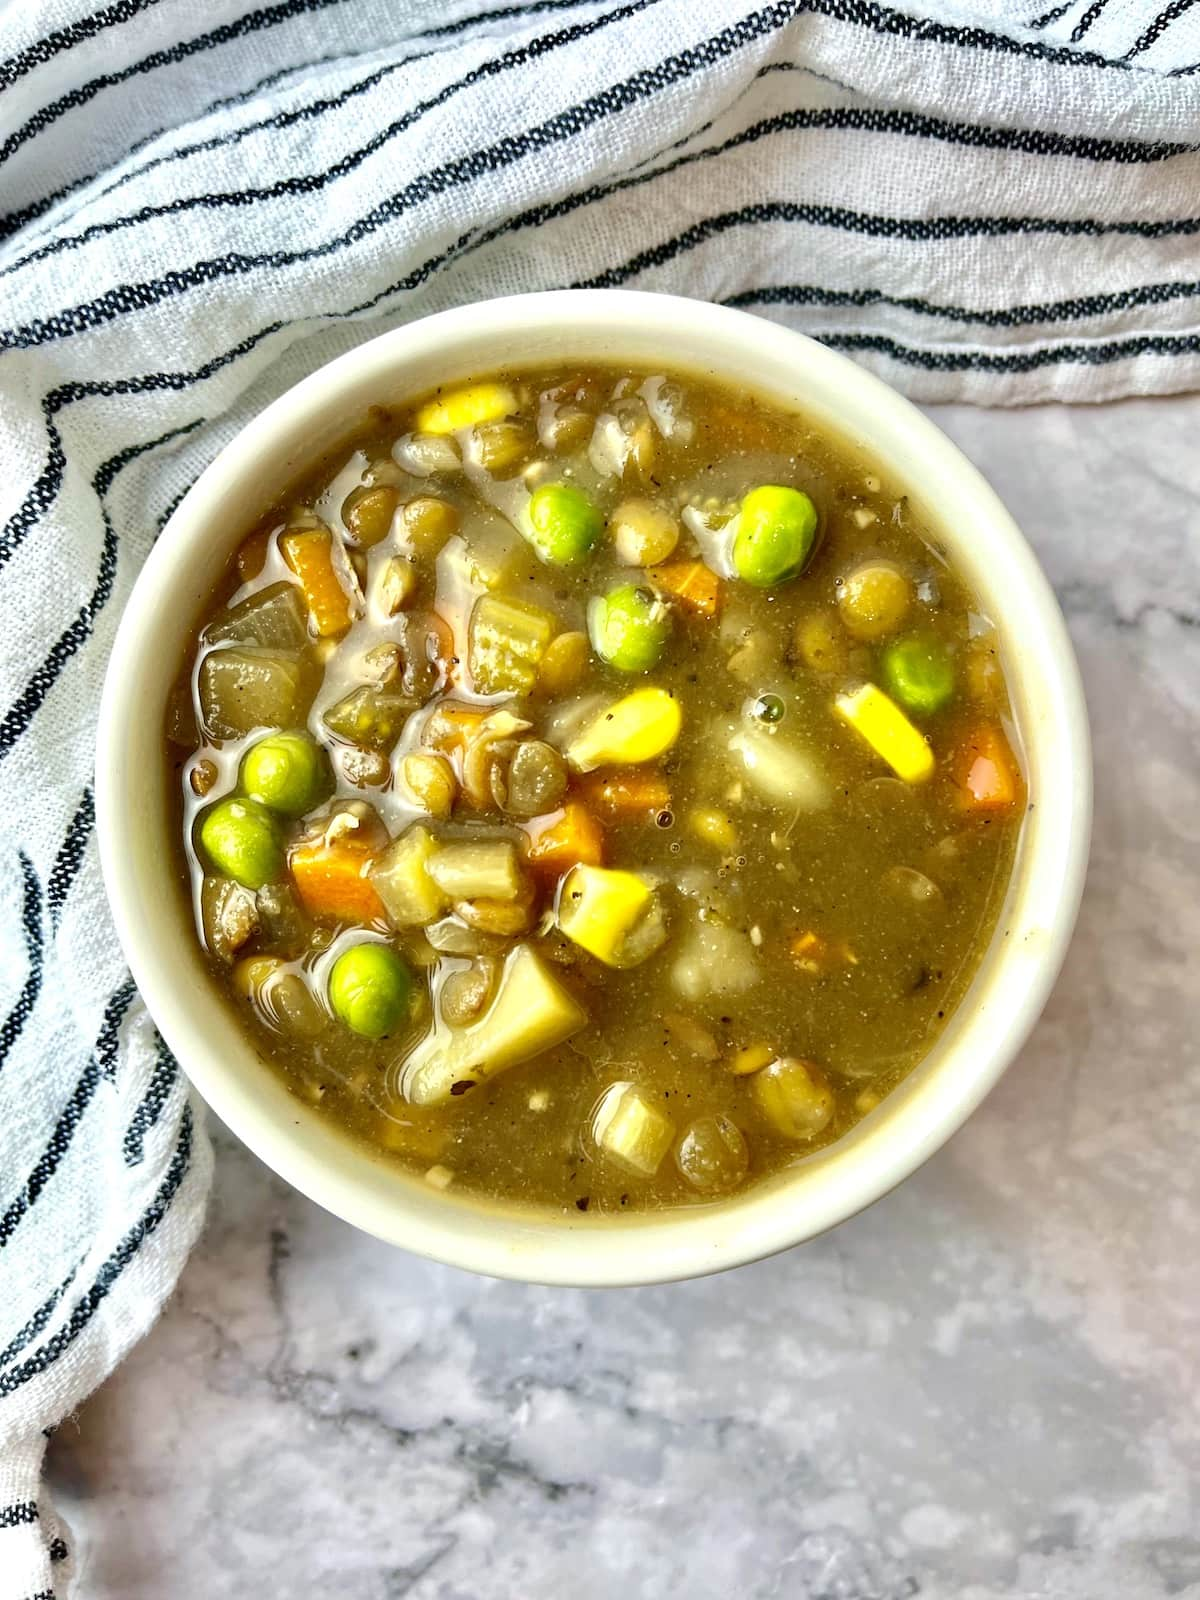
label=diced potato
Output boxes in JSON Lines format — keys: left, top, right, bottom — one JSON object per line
{"left": 427, "top": 839, "right": 522, "bottom": 901}
{"left": 558, "top": 864, "right": 666, "bottom": 968}
{"left": 670, "top": 916, "right": 758, "bottom": 1001}
{"left": 203, "top": 582, "right": 308, "bottom": 650}
{"left": 563, "top": 687, "right": 682, "bottom": 772}
{"left": 198, "top": 647, "right": 312, "bottom": 739}
{"left": 834, "top": 683, "right": 934, "bottom": 784}
{"left": 402, "top": 944, "right": 586, "bottom": 1105}
{"left": 729, "top": 724, "right": 829, "bottom": 809}
{"left": 323, "top": 685, "right": 414, "bottom": 753}
{"left": 591, "top": 1083, "right": 674, "bottom": 1177}
{"left": 415, "top": 382, "right": 518, "bottom": 435}
{"left": 369, "top": 825, "right": 449, "bottom": 927}
{"left": 468, "top": 593, "right": 557, "bottom": 695}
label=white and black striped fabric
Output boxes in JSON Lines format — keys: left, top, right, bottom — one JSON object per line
{"left": 0, "top": 0, "right": 1197, "bottom": 1591}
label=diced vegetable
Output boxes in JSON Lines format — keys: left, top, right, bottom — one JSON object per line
{"left": 834, "top": 683, "right": 934, "bottom": 784}
{"left": 648, "top": 559, "right": 721, "bottom": 619}
{"left": 536, "top": 630, "right": 590, "bottom": 695}
{"left": 203, "top": 581, "right": 308, "bottom": 650}
{"left": 198, "top": 647, "right": 312, "bottom": 739}
{"left": 955, "top": 723, "right": 1021, "bottom": 811}
{"left": 415, "top": 382, "right": 517, "bottom": 435}
{"left": 794, "top": 609, "right": 849, "bottom": 675}
{"left": 342, "top": 485, "right": 398, "bottom": 546}
{"left": 526, "top": 483, "right": 602, "bottom": 566}
{"left": 200, "top": 876, "right": 261, "bottom": 963}
{"left": 789, "top": 930, "right": 859, "bottom": 974}
{"left": 423, "top": 700, "right": 488, "bottom": 754}
{"left": 588, "top": 584, "right": 671, "bottom": 673}
{"left": 323, "top": 685, "right": 413, "bottom": 752}
{"left": 290, "top": 834, "right": 387, "bottom": 924}
{"left": 729, "top": 722, "right": 829, "bottom": 809}
{"left": 198, "top": 798, "right": 283, "bottom": 890}
{"left": 504, "top": 740, "right": 567, "bottom": 817}
{"left": 754, "top": 1057, "right": 835, "bottom": 1139}
{"left": 402, "top": 943, "right": 586, "bottom": 1105}
{"left": 240, "top": 731, "right": 328, "bottom": 817}
{"left": 376, "top": 557, "right": 418, "bottom": 615}
{"left": 731, "top": 486, "right": 818, "bottom": 587}
{"left": 881, "top": 633, "right": 956, "bottom": 716}
{"left": 426, "top": 839, "right": 523, "bottom": 901}
{"left": 563, "top": 687, "right": 682, "bottom": 772}
{"left": 255, "top": 881, "right": 308, "bottom": 950}
{"left": 688, "top": 806, "right": 737, "bottom": 852}
{"left": 591, "top": 1083, "right": 674, "bottom": 1177}
{"left": 728, "top": 1041, "right": 774, "bottom": 1077}
{"left": 670, "top": 916, "right": 758, "bottom": 1000}
{"left": 558, "top": 864, "right": 666, "bottom": 968}
{"left": 369, "top": 824, "right": 449, "bottom": 926}
{"left": 281, "top": 526, "right": 355, "bottom": 637}
{"left": 838, "top": 561, "right": 912, "bottom": 641}
{"left": 402, "top": 752, "right": 457, "bottom": 819}
{"left": 328, "top": 943, "right": 413, "bottom": 1039}
{"left": 468, "top": 593, "right": 557, "bottom": 695}
{"left": 578, "top": 769, "right": 669, "bottom": 824}
{"left": 675, "top": 1115, "right": 749, "bottom": 1192}
{"left": 523, "top": 800, "right": 605, "bottom": 880}
{"left": 611, "top": 498, "right": 679, "bottom": 567}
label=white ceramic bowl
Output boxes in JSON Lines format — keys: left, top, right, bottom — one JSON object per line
{"left": 96, "top": 291, "right": 1091, "bottom": 1286}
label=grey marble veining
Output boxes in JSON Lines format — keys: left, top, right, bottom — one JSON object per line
{"left": 47, "top": 396, "right": 1200, "bottom": 1600}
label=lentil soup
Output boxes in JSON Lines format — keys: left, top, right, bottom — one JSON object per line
{"left": 167, "top": 364, "right": 1026, "bottom": 1215}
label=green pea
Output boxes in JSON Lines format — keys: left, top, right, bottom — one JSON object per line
{"left": 732, "top": 485, "right": 818, "bottom": 588}
{"left": 328, "top": 942, "right": 413, "bottom": 1039}
{"left": 240, "top": 731, "right": 327, "bottom": 817}
{"left": 198, "top": 797, "right": 284, "bottom": 890}
{"left": 527, "top": 483, "right": 602, "bottom": 566}
{"left": 881, "top": 633, "right": 956, "bottom": 715}
{"left": 588, "top": 584, "right": 670, "bottom": 672}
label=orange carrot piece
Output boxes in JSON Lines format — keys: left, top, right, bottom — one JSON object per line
{"left": 290, "top": 838, "right": 386, "bottom": 924}
{"left": 523, "top": 801, "right": 605, "bottom": 880}
{"left": 423, "top": 701, "right": 488, "bottom": 755}
{"left": 578, "top": 768, "right": 670, "bottom": 824}
{"left": 956, "top": 724, "right": 1022, "bottom": 812}
{"left": 281, "top": 527, "right": 353, "bottom": 637}
{"left": 648, "top": 559, "right": 722, "bottom": 619}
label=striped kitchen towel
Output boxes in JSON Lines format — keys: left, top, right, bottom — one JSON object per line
{"left": 0, "top": 0, "right": 1196, "bottom": 1591}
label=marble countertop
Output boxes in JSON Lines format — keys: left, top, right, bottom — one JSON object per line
{"left": 48, "top": 396, "right": 1200, "bottom": 1600}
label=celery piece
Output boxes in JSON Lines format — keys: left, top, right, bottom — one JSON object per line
{"left": 592, "top": 1083, "right": 674, "bottom": 1177}
{"left": 323, "top": 685, "right": 414, "bottom": 753}
{"left": 203, "top": 582, "right": 308, "bottom": 651}
{"left": 425, "top": 839, "right": 523, "bottom": 902}
{"left": 468, "top": 593, "right": 557, "bottom": 695}
{"left": 198, "top": 647, "right": 312, "bottom": 740}
{"left": 369, "top": 825, "right": 449, "bottom": 927}
{"left": 402, "top": 944, "right": 586, "bottom": 1105}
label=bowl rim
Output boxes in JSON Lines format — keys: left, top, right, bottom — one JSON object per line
{"left": 96, "top": 289, "right": 1092, "bottom": 1286}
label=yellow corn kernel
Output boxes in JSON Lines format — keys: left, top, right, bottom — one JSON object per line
{"left": 564, "top": 687, "right": 682, "bottom": 772}
{"left": 728, "top": 1041, "right": 774, "bottom": 1077}
{"left": 834, "top": 683, "right": 934, "bottom": 783}
{"left": 415, "top": 382, "right": 517, "bottom": 435}
{"left": 558, "top": 864, "right": 655, "bottom": 967}
{"left": 689, "top": 806, "right": 737, "bottom": 853}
